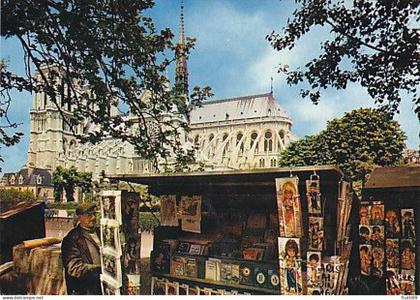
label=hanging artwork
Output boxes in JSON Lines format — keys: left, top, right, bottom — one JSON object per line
{"left": 160, "top": 195, "right": 178, "bottom": 227}
{"left": 306, "top": 176, "right": 321, "bottom": 215}
{"left": 166, "top": 280, "right": 179, "bottom": 295}
{"left": 123, "top": 236, "right": 141, "bottom": 274}
{"left": 386, "top": 269, "right": 401, "bottom": 295}
{"left": 179, "top": 195, "right": 202, "bottom": 233}
{"left": 371, "top": 225, "right": 385, "bottom": 247}
{"left": 370, "top": 202, "right": 384, "bottom": 225}
{"left": 100, "top": 275, "right": 121, "bottom": 296}
{"left": 399, "top": 270, "right": 416, "bottom": 295}
{"left": 320, "top": 256, "right": 341, "bottom": 295}
{"left": 359, "top": 203, "right": 371, "bottom": 226}
{"left": 151, "top": 277, "right": 166, "bottom": 295}
{"left": 308, "top": 217, "right": 324, "bottom": 251}
{"left": 385, "top": 239, "right": 400, "bottom": 269}
{"left": 359, "top": 245, "right": 372, "bottom": 276}
{"left": 371, "top": 247, "right": 385, "bottom": 277}
{"left": 385, "top": 208, "right": 401, "bottom": 238}
{"left": 101, "top": 249, "right": 122, "bottom": 284}
{"left": 359, "top": 225, "right": 371, "bottom": 245}
{"left": 400, "top": 239, "right": 416, "bottom": 270}
{"left": 307, "top": 251, "right": 322, "bottom": 294}
{"left": 275, "top": 177, "right": 302, "bottom": 237}
{"left": 101, "top": 220, "right": 121, "bottom": 254}
{"left": 100, "top": 191, "right": 122, "bottom": 225}
{"left": 278, "top": 237, "right": 303, "bottom": 295}
{"left": 126, "top": 274, "right": 140, "bottom": 295}
{"left": 122, "top": 193, "right": 140, "bottom": 233}
{"left": 401, "top": 209, "right": 416, "bottom": 239}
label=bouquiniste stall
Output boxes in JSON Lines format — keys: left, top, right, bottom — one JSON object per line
{"left": 109, "top": 165, "right": 359, "bottom": 295}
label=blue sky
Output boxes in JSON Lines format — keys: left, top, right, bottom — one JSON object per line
{"left": 1, "top": 0, "right": 418, "bottom": 173}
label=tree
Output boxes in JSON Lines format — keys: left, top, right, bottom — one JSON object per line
{"left": 53, "top": 166, "right": 92, "bottom": 201}
{"left": 267, "top": 0, "right": 419, "bottom": 119}
{"left": 0, "top": 189, "right": 36, "bottom": 213}
{"left": 279, "top": 108, "right": 406, "bottom": 183}
{"left": 1, "top": 0, "right": 212, "bottom": 168}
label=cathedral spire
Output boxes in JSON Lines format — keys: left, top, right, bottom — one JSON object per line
{"left": 175, "top": 0, "right": 189, "bottom": 97}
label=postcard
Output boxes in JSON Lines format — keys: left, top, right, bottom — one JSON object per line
{"left": 401, "top": 208, "right": 415, "bottom": 239}
{"left": 306, "top": 179, "right": 321, "bottom": 214}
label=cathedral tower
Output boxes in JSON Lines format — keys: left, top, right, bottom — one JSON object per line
{"left": 175, "top": 0, "right": 189, "bottom": 96}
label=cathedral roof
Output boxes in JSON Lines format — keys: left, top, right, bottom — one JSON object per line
{"left": 189, "top": 93, "right": 291, "bottom": 125}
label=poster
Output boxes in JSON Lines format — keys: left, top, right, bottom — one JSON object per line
{"left": 275, "top": 177, "right": 303, "bottom": 237}
{"left": 400, "top": 239, "right": 416, "bottom": 270}
{"left": 100, "top": 219, "right": 121, "bottom": 254}
{"left": 359, "top": 225, "right": 371, "bottom": 245}
{"left": 179, "top": 195, "right": 202, "bottom": 233}
{"left": 100, "top": 191, "right": 122, "bottom": 225}
{"left": 308, "top": 217, "right": 324, "bottom": 251}
{"left": 371, "top": 225, "right": 384, "bottom": 247}
{"left": 151, "top": 277, "right": 166, "bottom": 295}
{"left": 278, "top": 237, "right": 303, "bottom": 295}
{"left": 401, "top": 209, "right": 416, "bottom": 239}
{"left": 306, "top": 178, "right": 321, "bottom": 215}
{"left": 359, "top": 245, "right": 372, "bottom": 276}
{"left": 371, "top": 247, "right": 385, "bottom": 277}
{"left": 320, "top": 256, "right": 340, "bottom": 295}
{"left": 307, "top": 251, "right": 322, "bottom": 294}
{"left": 123, "top": 236, "right": 141, "bottom": 274}
{"left": 160, "top": 195, "right": 178, "bottom": 227}
{"left": 399, "top": 270, "right": 416, "bottom": 295}
{"left": 359, "top": 203, "right": 371, "bottom": 226}
{"left": 370, "top": 202, "right": 384, "bottom": 225}
{"left": 101, "top": 248, "right": 122, "bottom": 284}
{"left": 386, "top": 269, "right": 401, "bottom": 295}
{"left": 385, "top": 208, "right": 401, "bottom": 238}
{"left": 121, "top": 192, "right": 140, "bottom": 233}
{"left": 385, "top": 239, "right": 400, "bottom": 269}
{"left": 126, "top": 274, "right": 140, "bottom": 295}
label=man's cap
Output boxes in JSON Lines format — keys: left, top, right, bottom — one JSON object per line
{"left": 76, "top": 202, "right": 97, "bottom": 215}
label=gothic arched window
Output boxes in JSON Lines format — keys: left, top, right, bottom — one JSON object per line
{"left": 264, "top": 130, "right": 273, "bottom": 152}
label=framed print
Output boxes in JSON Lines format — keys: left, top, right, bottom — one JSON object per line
{"left": 160, "top": 195, "right": 178, "bottom": 227}
{"left": 275, "top": 177, "right": 303, "bottom": 237}
{"left": 278, "top": 237, "right": 303, "bottom": 295}
{"left": 308, "top": 217, "right": 324, "bottom": 251}
{"left": 306, "top": 178, "right": 321, "bottom": 214}
{"left": 359, "top": 245, "right": 372, "bottom": 276}
{"left": 101, "top": 248, "right": 122, "bottom": 284}
{"left": 100, "top": 220, "right": 121, "bottom": 254}
{"left": 401, "top": 209, "right": 415, "bottom": 239}
{"left": 100, "top": 190, "right": 122, "bottom": 224}
{"left": 385, "top": 208, "right": 401, "bottom": 238}
{"left": 151, "top": 277, "right": 165, "bottom": 295}
{"left": 385, "top": 239, "right": 400, "bottom": 269}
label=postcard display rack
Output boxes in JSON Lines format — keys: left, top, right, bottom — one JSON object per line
{"left": 150, "top": 173, "right": 355, "bottom": 295}
{"left": 99, "top": 190, "right": 141, "bottom": 295}
{"left": 358, "top": 201, "right": 416, "bottom": 295}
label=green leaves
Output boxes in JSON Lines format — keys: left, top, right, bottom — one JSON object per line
{"left": 279, "top": 108, "right": 406, "bottom": 183}
{"left": 267, "top": 0, "right": 420, "bottom": 119}
{"left": 52, "top": 166, "right": 92, "bottom": 202}
{"left": 1, "top": 0, "right": 212, "bottom": 169}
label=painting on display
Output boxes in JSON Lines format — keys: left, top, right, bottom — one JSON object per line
{"left": 370, "top": 202, "right": 384, "bottom": 225}
{"left": 179, "top": 195, "right": 202, "bottom": 233}
{"left": 306, "top": 177, "right": 321, "bottom": 215}
{"left": 359, "top": 203, "right": 371, "bottom": 226}
{"left": 371, "top": 225, "right": 384, "bottom": 247}
{"left": 386, "top": 239, "right": 400, "bottom": 269}
{"left": 151, "top": 277, "right": 165, "bottom": 295}
{"left": 275, "top": 177, "right": 303, "bottom": 237}
{"left": 278, "top": 237, "right": 303, "bottom": 295}
{"left": 100, "top": 220, "right": 121, "bottom": 254}
{"left": 100, "top": 275, "right": 120, "bottom": 296}
{"left": 100, "top": 191, "right": 122, "bottom": 225}
{"left": 400, "top": 239, "right": 416, "bottom": 270}
{"left": 371, "top": 247, "right": 385, "bottom": 277}
{"left": 101, "top": 249, "right": 122, "bottom": 284}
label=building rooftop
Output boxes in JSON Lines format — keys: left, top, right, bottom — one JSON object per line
{"left": 189, "top": 93, "right": 291, "bottom": 125}
{"left": 364, "top": 166, "right": 420, "bottom": 190}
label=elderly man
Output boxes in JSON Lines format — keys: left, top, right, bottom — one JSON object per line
{"left": 61, "top": 203, "right": 102, "bottom": 295}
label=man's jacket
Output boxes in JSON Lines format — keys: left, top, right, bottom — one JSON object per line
{"left": 61, "top": 225, "right": 102, "bottom": 295}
